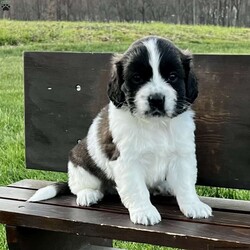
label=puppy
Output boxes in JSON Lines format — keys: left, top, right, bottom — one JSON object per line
{"left": 28, "top": 36, "right": 212, "bottom": 225}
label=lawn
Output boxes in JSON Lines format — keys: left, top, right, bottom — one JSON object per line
{"left": 0, "top": 20, "right": 250, "bottom": 250}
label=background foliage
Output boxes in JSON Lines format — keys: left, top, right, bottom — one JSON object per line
{"left": 1, "top": 0, "right": 250, "bottom": 27}
{"left": 0, "top": 20, "right": 250, "bottom": 250}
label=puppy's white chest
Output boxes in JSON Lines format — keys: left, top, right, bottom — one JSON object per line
{"left": 136, "top": 126, "right": 174, "bottom": 157}
{"left": 109, "top": 106, "right": 196, "bottom": 185}
{"left": 139, "top": 130, "right": 176, "bottom": 181}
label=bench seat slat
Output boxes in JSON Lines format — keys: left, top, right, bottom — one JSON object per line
{"left": 200, "top": 196, "right": 250, "bottom": 213}
{"left": 8, "top": 179, "right": 250, "bottom": 213}
{"left": 8, "top": 179, "right": 56, "bottom": 190}
{"left": 0, "top": 198, "right": 249, "bottom": 249}
{"left": 1, "top": 185, "right": 250, "bottom": 230}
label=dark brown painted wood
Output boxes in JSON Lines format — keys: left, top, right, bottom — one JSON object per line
{"left": 6, "top": 226, "right": 115, "bottom": 250}
{"left": 4, "top": 53, "right": 249, "bottom": 249}
{"left": 1, "top": 186, "right": 250, "bottom": 229}
{"left": 8, "top": 179, "right": 56, "bottom": 189}
{"left": 6, "top": 226, "right": 20, "bottom": 250}
{"left": 8, "top": 179, "right": 250, "bottom": 213}
{"left": 24, "top": 53, "right": 250, "bottom": 190}
{"left": 24, "top": 52, "right": 111, "bottom": 172}
{"left": 0, "top": 198, "right": 250, "bottom": 249}
{"left": 1, "top": 180, "right": 250, "bottom": 249}
{"left": 200, "top": 196, "right": 250, "bottom": 213}
{"left": 193, "top": 55, "right": 250, "bottom": 190}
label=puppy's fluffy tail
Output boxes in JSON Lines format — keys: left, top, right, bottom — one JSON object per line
{"left": 27, "top": 182, "right": 71, "bottom": 202}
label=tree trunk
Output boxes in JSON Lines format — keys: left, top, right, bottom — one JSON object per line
{"left": 193, "top": 0, "right": 196, "bottom": 24}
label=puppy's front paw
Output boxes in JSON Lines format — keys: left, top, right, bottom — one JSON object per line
{"left": 129, "top": 205, "right": 161, "bottom": 226}
{"left": 180, "top": 200, "right": 212, "bottom": 219}
{"left": 76, "top": 189, "right": 103, "bottom": 206}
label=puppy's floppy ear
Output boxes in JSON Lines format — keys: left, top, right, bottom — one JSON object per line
{"left": 107, "top": 54, "right": 126, "bottom": 108}
{"left": 182, "top": 51, "right": 198, "bottom": 104}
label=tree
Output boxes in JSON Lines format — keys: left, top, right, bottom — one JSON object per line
{"left": 2, "top": 0, "right": 250, "bottom": 27}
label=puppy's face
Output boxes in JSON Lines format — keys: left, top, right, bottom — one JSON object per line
{"left": 108, "top": 36, "right": 198, "bottom": 118}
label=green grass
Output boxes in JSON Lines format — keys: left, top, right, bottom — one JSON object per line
{"left": 0, "top": 20, "right": 250, "bottom": 250}
{"left": 1, "top": 20, "right": 250, "bottom": 54}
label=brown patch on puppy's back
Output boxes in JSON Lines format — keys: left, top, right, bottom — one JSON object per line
{"left": 69, "top": 138, "right": 116, "bottom": 193}
{"left": 98, "top": 106, "right": 120, "bottom": 161}
{"left": 68, "top": 105, "right": 119, "bottom": 194}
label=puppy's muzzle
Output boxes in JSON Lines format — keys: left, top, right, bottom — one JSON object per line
{"left": 148, "top": 94, "right": 165, "bottom": 116}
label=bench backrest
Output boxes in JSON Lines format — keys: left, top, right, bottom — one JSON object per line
{"left": 24, "top": 52, "right": 250, "bottom": 190}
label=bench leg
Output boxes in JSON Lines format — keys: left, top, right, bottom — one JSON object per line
{"left": 6, "top": 226, "right": 113, "bottom": 250}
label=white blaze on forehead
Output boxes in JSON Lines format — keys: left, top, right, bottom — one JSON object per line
{"left": 134, "top": 38, "right": 177, "bottom": 118}
{"left": 142, "top": 38, "right": 161, "bottom": 83}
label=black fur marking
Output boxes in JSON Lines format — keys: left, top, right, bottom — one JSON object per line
{"left": 156, "top": 38, "right": 198, "bottom": 115}
{"left": 182, "top": 54, "right": 199, "bottom": 104}
{"left": 122, "top": 44, "right": 152, "bottom": 113}
{"left": 157, "top": 39, "right": 186, "bottom": 115}
{"left": 107, "top": 57, "right": 126, "bottom": 108}
{"left": 53, "top": 182, "right": 71, "bottom": 195}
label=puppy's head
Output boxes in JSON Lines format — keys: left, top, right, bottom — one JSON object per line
{"left": 108, "top": 36, "right": 198, "bottom": 118}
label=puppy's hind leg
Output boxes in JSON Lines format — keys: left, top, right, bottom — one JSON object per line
{"left": 68, "top": 161, "right": 104, "bottom": 206}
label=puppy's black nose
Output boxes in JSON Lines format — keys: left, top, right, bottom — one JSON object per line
{"left": 148, "top": 94, "right": 165, "bottom": 111}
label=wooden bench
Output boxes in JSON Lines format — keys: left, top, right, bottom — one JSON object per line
{"left": 0, "top": 52, "right": 249, "bottom": 250}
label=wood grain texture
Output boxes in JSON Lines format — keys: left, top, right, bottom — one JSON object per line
{"left": 24, "top": 53, "right": 250, "bottom": 190}
{"left": 1, "top": 180, "right": 250, "bottom": 249}
{"left": 0, "top": 198, "right": 250, "bottom": 249}
{"left": 1, "top": 186, "right": 250, "bottom": 229}
{"left": 193, "top": 55, "right": 250, "bottom": 190}
{"left": 24, "top": 52, "right": 111, "bottom": 171}
{"left": 8, "top": 179, "right": 250, "bottom": 213}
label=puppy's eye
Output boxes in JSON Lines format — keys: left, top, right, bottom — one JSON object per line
{"left": 168, "top": 73, "right": 177, "bottom": 82}
{"left": 132, "top": 74, "right": 142, "bottom": 84}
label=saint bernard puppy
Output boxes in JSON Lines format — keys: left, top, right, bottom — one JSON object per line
{"left": 28, "top": 36, "right": 212, "bottom": 225}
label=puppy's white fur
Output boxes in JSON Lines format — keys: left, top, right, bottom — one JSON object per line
{"left": 68, "top": 102, "right": 211, "bottom": 225}
{"left": 27, "top": 185, "right": 57, "bottom": 202}
{"left": 68, "top": 161, "right": 103, "bottom": 206}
